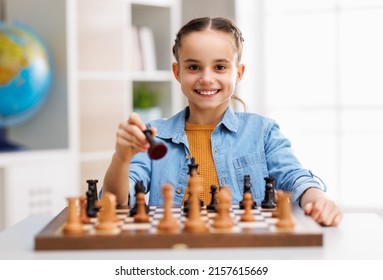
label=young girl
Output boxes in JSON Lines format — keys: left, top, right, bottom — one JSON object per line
{"left": 103, "top": 17, "right": 342, "bottom": 226}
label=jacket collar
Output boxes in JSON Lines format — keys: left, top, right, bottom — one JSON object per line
{"left": 155, "top": 106, "right": 239, "bottom": 144}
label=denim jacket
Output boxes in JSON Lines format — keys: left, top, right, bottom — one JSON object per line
{"left": 128, "top": 106, "right": 322, "bottom": 206}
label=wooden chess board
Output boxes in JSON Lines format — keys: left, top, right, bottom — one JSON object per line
{"left": 35, "top": 204, "right": 323, "bottom": 250}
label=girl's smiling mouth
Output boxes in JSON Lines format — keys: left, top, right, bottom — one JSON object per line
{"left": 194, "top": 89, "right": 220, "bottom": 95}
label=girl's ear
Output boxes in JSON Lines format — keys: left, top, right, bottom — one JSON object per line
{"left": 172, "top": 62, "right": 181, "bottom": 82}
{"left": 236, "top": 64, "right": 245, "bottom": 84}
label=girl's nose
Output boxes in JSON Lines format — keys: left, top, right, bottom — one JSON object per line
{"left": 199, "top": 69, "right": 215, "bottom": 84}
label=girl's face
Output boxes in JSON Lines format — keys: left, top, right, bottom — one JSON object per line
{"left": 172, "top": 29, "right": 244, "bottom": 116}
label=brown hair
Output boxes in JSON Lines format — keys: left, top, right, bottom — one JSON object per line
{"left": 172, "top": 17, "right": 244, "bottom": 64}
{"left": 172, "top": 17, "right": 247, "bottom": 111}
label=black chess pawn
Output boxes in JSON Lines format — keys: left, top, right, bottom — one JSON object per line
{"left": 261, "top": 176, "right": 276, "bottom": 209}
{"left": 129, "top": 180, "right": 150, "bottom": 216}
{"left": 239, "top": 175, "right": 256, "bottom": 209}
{"left": 207, "top": 185, "right": 218, "bottom": 211}
{"left": 143, "top": 129, "right": 167, "bottom": 160}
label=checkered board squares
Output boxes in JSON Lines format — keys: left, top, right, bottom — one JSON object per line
{"left": 116, "top": 205, "right": 284, "bottom": 233}
{"left": 34, "top": 204, "right": 323, "bottom": 250}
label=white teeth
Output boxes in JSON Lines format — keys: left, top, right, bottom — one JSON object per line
{"left": 197, "top": 90, "right": 218, "bottom": 95}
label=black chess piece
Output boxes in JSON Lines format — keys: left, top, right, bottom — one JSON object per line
{"left": 86, "top": 189, "right": 98, "bottom": 218}
{"left": 207, "top": 185, "right": 218, "bottom": 211}
{"left": 188, "top": 157, "right": 199, "bottom": 175}
{"left": 261, "top": 176, "right": 276, "bottom": 209}
{"left": 182, "top": 194, "right": 189, "bottom": 214}
{"left": 239, "top": 175, "right": 256, "bottom": 209}
{"left": 85, "top": 179, "right": 100, "bottom": 217}
{"left": 129, "top": 180, "right": 150, "bottom": 216}
{"left": 87, "top": 179, "right": 99, "bottom": 202}
{"left": 143, "top": 129, "right": 167, "bottom": 160}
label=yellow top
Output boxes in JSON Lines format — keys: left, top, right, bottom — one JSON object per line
{"left": 184, "top": 122, "right": 219, "bottom": 204}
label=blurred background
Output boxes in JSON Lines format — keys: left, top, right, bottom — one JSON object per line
{"left": 0, "top": 0, "right": 382, "bottom": 231}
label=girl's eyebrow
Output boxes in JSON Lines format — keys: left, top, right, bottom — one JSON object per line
{"left": 214, "top": 59, "right": 231, "bottom": 63}
{"left": 183, "top": 58, "right": 231, "bottom": 63}
{"left": 183, "top": 58, "right": 199, "bottom": 63}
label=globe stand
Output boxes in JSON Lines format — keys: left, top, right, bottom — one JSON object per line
{"left": 0, "top": 128, "right": 24, "bottom": 152}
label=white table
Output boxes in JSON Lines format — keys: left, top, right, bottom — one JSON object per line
{"left": 0, "top": 213, "right": 382, "bottom": 260}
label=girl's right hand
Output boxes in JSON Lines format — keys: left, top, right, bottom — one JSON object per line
{"left": 114, "top": 113, "right": 153, "bottom": 162}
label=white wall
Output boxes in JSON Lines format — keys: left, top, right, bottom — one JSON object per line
{"left": 182, "top": 0, "right": 235, "bottom": 23}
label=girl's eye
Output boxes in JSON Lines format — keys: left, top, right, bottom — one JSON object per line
{"left": 216, "top": 65, "right": 226, "bottom": 71}
{"left": 188, "top": 65, "right": 199, "bottom": 70}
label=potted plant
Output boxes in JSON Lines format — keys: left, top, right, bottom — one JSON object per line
{"left": 133, "top": 83, "right": 162, "bottom": 123}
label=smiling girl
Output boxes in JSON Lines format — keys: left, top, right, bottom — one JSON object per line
{"left": 103, "top": 17, "right": 342, "bottom": 226}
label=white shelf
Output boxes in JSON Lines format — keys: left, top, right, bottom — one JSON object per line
{"left": 78, "top": 70, "right": 173, "bottom": 81}
{"left": 0, "top": 150, "right": 72, "bottom": 167}
{"left": 131, "top": 70, "right": 173, "bottom": 81}
{"left": 131, "top": 0, "right": 175, "bottom": 8}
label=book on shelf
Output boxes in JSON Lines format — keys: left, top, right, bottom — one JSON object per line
{"left": 131, "top": 25, "right": 143, "bottom": 71}
{"left": 130, "top": 25, "right": 157, "bottom": 72}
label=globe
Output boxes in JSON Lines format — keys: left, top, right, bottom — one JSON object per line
{"left": 0, "top": 21, "right": 53, "bottom": 150}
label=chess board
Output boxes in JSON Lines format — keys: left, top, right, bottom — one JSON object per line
{"left": 35, "top": 204, "right": 323, "bottom": 250}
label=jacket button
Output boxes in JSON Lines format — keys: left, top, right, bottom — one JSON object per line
{"left": 176, "top": 188, "right": 182, "bottom": 194}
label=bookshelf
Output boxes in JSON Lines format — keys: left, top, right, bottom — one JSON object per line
{"left": 0, "top": 0, "right": 183, "bottom": 230}
{"left": 76, "top": 0, "right": 184, "bottom": 193}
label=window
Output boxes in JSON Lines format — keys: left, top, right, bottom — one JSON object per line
{"left": 237, "top": 0, "right": 383, "bottom": 209}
